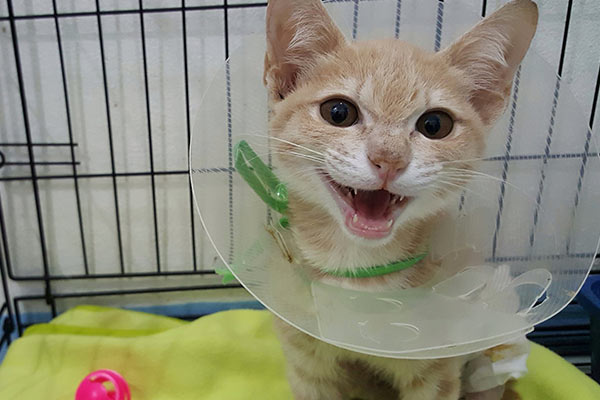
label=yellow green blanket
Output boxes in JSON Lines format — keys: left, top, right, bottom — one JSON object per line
{"left": 0, "top": 306, "right": 598, "bottom": 399}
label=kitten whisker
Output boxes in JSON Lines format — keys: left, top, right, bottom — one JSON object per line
{"left": 287, "top": 152, "right": 326, "bottom": 164}
{"left": 241, "top": 133, "right": 326, "bottom": 158}
{"left": 440, "top": 169, "right": 506, "bottom": 185}
{"left": 325, "top": 150, "right": 358, "bottom": 169}
{"left": 240, "top": 149, "right": 326, "bottom": 165}
{"left": 283, "top": 167, "right": 323, "bottom": 179}
{"left": 440, "top": 168, "right": 533, "bottom": 199}
{"left": 439, "top": 157, "right": 488, "bottom": 165}
{"left": 431, "top": 180, "right": 490, "bottom": 202}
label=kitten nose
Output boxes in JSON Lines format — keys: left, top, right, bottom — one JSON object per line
{"left": 368, "top": 157, "right": 408, "bottom": 182}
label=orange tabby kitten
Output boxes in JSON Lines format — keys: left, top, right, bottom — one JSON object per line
{"left": 263, "top": 0, "right": 538, "bottom": 399}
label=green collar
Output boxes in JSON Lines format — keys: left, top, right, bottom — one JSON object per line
{"left": 216, "top": 253, "right": 426, "bottom": 283}
{"left": 321, "top": 253, "right": 427, "bottom": 279}
{"left": 229, "top": 140, "right": 427, "bottom": 281}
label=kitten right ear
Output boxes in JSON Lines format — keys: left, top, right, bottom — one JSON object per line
{"left": 441, "top": 0, "right": 538, "bottom": 125}
{"left": 264, "top": 0, "right": 346, "bottom": 100}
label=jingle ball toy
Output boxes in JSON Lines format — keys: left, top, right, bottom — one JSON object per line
{"left": 75, "top": 370, "right": 131, "bottom": 400}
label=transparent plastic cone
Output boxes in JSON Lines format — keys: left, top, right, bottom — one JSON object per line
{"left": 190, "top": 0, "right": 600, "bottom": 359}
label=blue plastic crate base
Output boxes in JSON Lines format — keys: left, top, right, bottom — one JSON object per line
{"left": 577, "top": 275, "right": 600, "bottom": 382}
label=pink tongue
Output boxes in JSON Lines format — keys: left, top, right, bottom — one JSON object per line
{"left": 354, "top": 190, "right": 391, "bottom": 220}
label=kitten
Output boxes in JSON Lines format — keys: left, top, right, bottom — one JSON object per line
{"left": 263, "top": 0, "right": 538, "bottom": 399}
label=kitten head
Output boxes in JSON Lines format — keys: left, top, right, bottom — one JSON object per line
{"left": 264, "top": 0, "right": 537, "bottom": 266}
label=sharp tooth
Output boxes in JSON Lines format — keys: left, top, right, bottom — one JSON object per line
{"left": 352, "top": 214, "right": 358, "bottom": 223}
{"left": 399, "top": 195, "right": 405, "bottom": 202}
{"left": 387, "top": 219, "right": 394, "bottom": 228}
{"left": 352, "top": 188, "right": 357, "bottom": 196}
{"left": 391, "top": 196, "right": 398, "bottom": 205}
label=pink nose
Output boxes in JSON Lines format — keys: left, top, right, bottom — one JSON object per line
{"left": 369, "top": 157, "right": 408, "bottom": 182}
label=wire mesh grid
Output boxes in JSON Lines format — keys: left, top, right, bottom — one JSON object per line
{"left": 0, "top": 0, "right": 599, "bottom": 367}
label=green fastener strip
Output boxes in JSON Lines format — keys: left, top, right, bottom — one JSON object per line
{"left": 234, "top": 140, "right": 288, "bottom": 214}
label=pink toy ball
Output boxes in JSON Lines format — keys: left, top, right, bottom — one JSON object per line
{"left": 75, "top": 369, "right": 131, "bottom": 400}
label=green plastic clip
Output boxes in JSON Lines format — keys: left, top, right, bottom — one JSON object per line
{"left": 215, "top": 268, "right": 236, "bottom": 284}
{"left": 279, "top": 217, "right": 290, "bottom": 229}
{"left": 234, "top": 140, "right": 288, "bottom": 215}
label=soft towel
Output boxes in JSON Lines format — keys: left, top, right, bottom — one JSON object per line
{"left": 0, "top": 305, "right": 598, "bottom": 399}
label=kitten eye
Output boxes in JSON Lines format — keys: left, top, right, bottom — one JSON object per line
{"left": 320, "top": 99, "right": 358, "bottom": 127}
{"left": 416, "top": 110, "right": 454, "bottom": 139}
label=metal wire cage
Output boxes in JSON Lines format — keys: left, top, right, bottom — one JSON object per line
{"left": 0, "top": 0, "right": 599, "bottom": 373}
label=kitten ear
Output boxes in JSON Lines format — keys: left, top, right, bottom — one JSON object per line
{"left": 441, "top": 0, "right": 538, "bottom": 124}
{"left": 264, "top": 0, "right": 346, "bottom": 100}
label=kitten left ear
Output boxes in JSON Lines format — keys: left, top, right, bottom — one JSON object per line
{"left": 264, "top": 0, "right": 346, "bottom": 101}
{"left": 440, "top": 0, "right": 538, "bottom": 125}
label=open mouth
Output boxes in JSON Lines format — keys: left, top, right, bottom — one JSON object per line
{"left": 320, "top": 173, "right": 411, "bottom": 239}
